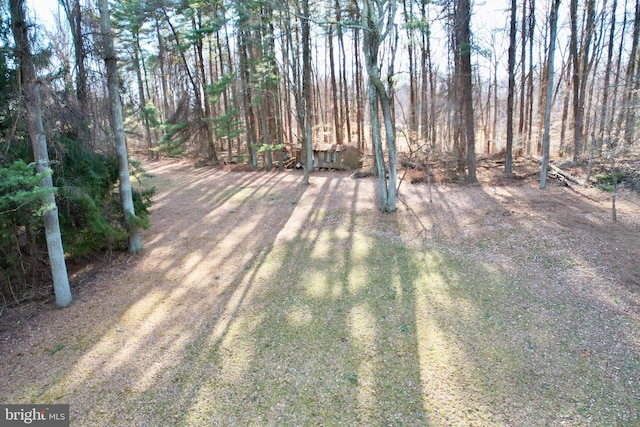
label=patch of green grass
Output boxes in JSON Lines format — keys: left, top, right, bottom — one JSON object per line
{"left": 48, "top": 344, "right": 65, "bottom": 356}
{"left": 27, "top": 170, "right": 639, "bottom": 427}
{"left": 205, "top": 177, "right": 633, "bottom": 425}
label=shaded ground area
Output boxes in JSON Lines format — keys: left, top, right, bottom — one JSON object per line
{"left": 1, "top": 159, "right": 640, "bottom": 426}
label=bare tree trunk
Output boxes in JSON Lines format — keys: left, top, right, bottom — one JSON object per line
{"left": 506, "top": 0, "right": 517, "bottom": 173}
{"left": 559, "top": 59, "right": 572, "bottom": 156}
{"left": 132, "top": 34, "right": 153, "bottom": 157}
{"left": 569, "top": 0, "right": 580, "bottom": 160}
{"left": 570, "top": 0, "right": 595, "bottom": 162}
{"left": 362, "top": 0, "right": 398, "bottom": 212}
{"left": 518, "top": 0, "right": 527, "bottom": 137}
{"left": 155, "top": 15, "right": 171, "bottom": 119}
{"left": 525, "top": 0, "right": 536, "bottom": 152}
{"left": 598, "top": 0, "right": 618, "bottom": 153}
{"left": 99, "top": 0, "right": 142, "bottom": 253}
{"left": 455, "top": 0, "right": 477, "bottom": 182}
{"left": 335, "top": 0, "right": 352, "bottom": 146}
{"left": 540, "top": 0, "right": 562, "bottom": 190}
{"left": 609, "top": 0, "right": 628, "bottom": 141}
{"left": 535, "top": 14, "right": 550, "bottom": 157}
{"left": 215, "top": 30, "right": 232, "bottom": 163}
{"left": 328, "top": 24, "right": 342, "bottom": 145}
{"left": 403, "top": 0, "right": 418, "bottom": 138}
{"left": 482, "top": 74, "right": 492, "bottom": 153}
{"left": 60, "top": 0, "right": 87, "bottom": 110}
{"left": 194, "top": 12, "right": 218, "bottom": 163}
{"left": 60, "top": 0, "right": 89, "bottom": 144}
{"left": 237, "top": 25, "right": 257, "bottom": 166}
{"left": 623, "top": 0, "right": 640, "bottom": 146}
{"left": 420, "top": 0, "right": 430, "bottom": 144}
{"left": 302, "top": 0, "right": 313, "bottom": 184}
{"left": 475, "top": 70, "right": 487, "bottom": 152}
{"left": 10, "top": 0, "right": 72, "bottom": 307}
{"left": 284, "top": 5, "right": 301, "bottom": 157}
{"left": 584, "top": 2, "right": 606, "bottom": 178}
{"left": 426, "top": 5, "right": 437, "bottom": 151}
{"left": 354, "top": 25, "right": 365, "bottom": 153}
{"left": 492, "top": 52, "right": 498, "bottom": 153}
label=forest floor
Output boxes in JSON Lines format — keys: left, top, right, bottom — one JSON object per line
{"left": 1, "top": 157, "right": 640, "bottom": 426}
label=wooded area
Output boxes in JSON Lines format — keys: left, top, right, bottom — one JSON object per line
{"left": 1, "top": 0, "right": 640, "bottom": 302}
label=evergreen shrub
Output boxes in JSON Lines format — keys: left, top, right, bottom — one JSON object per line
{"left": 0, "top": 139, "right": 154, "bottom": 304}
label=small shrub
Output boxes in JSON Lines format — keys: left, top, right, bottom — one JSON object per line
{"left": 0, "top": 161, "right": 53, "bottom": 298}
{"left": 0, "top": 139, "right": 155, "bottom": 304}
{"left": 595, "top": 170, "right": 628, "bottom": 192}
{"left": 595, "top": 172, "right": 626, "bottom": 186}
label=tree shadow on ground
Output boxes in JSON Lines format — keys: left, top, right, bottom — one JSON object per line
{"left": 1, "top": 163, "right": 639, "bottom": 425}
{"left": 398, "top": 180, "right": 640, "bottom": 425}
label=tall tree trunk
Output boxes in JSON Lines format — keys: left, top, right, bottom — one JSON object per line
{"left": 569, "top": 0, "right": 595, "bottom": 162}
{"left": 362, "top": 0, "right": 397, "bottom": 212}
{"left": 584, "top": 0, "right": 606, "bottom": 173}
{"left": 302, "top": 0, "right": 313, "bottom": 183}
{"left": 328, "top": 24, "right": 342, "bottom": 145}
{"left": 492, "top": 50, "right": 498, "bottom": 152}
{"left": 335, "top": 0, "right": 352, "bottom": 146}
{"left": 266, "top": 17, "right": 285, "bottom": 170}
{"left": 525, "top": 0, "right": 536, "bottom": 152}
{"left": 284, "top": 5, "right": 300, "bottom": 155}
{"left": 354, "top": 26, "right": 365, "bottom": 153}
{"left": 60, "top": 0, "right": 89, "bottom": 143}
{"left": 518, "top": 0, "right": 527, "bottom": 137}
{"left": 223, "top": 24, "right": 243, "bottom": 161}
{"left": 215, "top": 29, "right": 235, "bottom": 164}
{"left": 535, "top": 13, "right": 550, "bottom": 157}
{"left": 540, "top": 0, "right": 562, "bottom": 189}
{"left": 60, "top": 0, "right": 88, "bottom": 110}
{"left": 155, "top": 15, "right": 171, "bottom": 119}
{"left": 506, "top": 0, "right": 517, "bottom": 173}
{"left": 624, "top": 0, "right": 640, "bottom": 146}
{"left": 598, "top": 0, "right": 618, "bottom": 153}
{"left": 558, "top": 57, "right": 571, "bottom": 156}
{"left": 98, "top": 0, "right": 142, "bottom": 253}
{"left": 11, "top": 0, "right": 72, "bottom": 307}
{"left": 426, "top": 3, "right": 437, "bottom": 150}
{"left": 569, "top": 0, "right": 580, "bottom": 159}
{"left": 194, "top": 12, "right": 218, "bottom": 163}
{"left": 420, "top": 0, "right": 430, "bottom": 144}
{"left": 132, "top": 33, "right": 153, "bottom": 158}
{"left": 456, "top": 0, "right": 476, "bottom": 182}
{"left": 577, "top": 0, "right": 597, "bottom": 159}
{"left": 237, "top": 25, "right": 257, "bottom": 166}
{"left": 163, "top": 9, "right": 216, "bottom": 162}
{"left": 609, "top": 0, "right": 628, "bottom": 140}
{"left": 403, "top": 0, "right": 418, "bottom": 137}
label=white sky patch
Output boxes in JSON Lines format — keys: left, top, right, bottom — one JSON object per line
{"left": 27, "top": 0, "right": 59, "bottom": 30}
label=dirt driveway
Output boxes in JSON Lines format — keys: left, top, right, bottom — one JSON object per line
{"left": 1, "top": 159, "right": 639, "bottom": 425}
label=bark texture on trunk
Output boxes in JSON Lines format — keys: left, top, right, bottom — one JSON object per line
{"left": 10, "top": 0, "right": 72, "bottom": 307}
{"left": 540, "top": 0, "right": 562, "bottom": 189}
{"left": 99, "top": 0, "right": 142, "bottom": 253}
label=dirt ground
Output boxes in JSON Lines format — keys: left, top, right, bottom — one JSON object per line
{"left": 1, "top": 157, "right": 639, "bottom": 425}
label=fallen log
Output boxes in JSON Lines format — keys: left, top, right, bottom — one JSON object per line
{"left": 531, "top": 156, "right": 585, "bottom": 186}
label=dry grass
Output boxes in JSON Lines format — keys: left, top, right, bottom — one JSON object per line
{"left": 1, "top": 158, "right": 639, "bottom": 426}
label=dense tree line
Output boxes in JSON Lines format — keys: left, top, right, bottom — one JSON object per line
{"left": 30, "top": 0, "right": 637, "bottom": 175}
{"left": 1, "top": 0, "right": 639, "bottom": 302}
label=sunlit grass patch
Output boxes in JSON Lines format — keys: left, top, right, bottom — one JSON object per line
{"left": 8, "top": 166, "right": 639, "bottom": 427}
{"left": 161, "top": 231, "right": 429, "bottom": 425}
